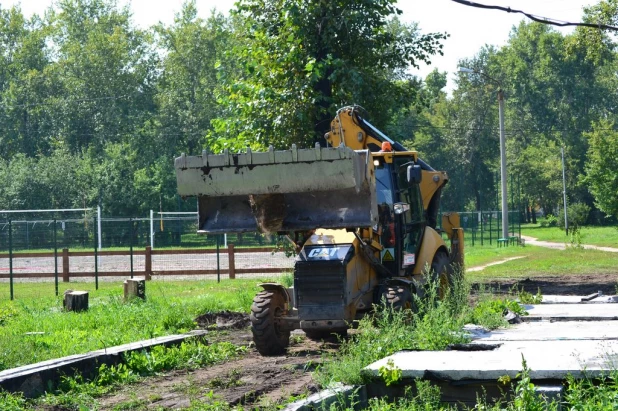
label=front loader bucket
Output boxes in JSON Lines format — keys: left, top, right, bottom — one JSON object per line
{"left": 175, "top": 145, "right": 377, "bottom": 233}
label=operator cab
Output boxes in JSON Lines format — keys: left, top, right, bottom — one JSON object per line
{"left": 374, "top": 154, "right": 426, "bottom": 276}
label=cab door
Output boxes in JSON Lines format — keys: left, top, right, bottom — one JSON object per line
{"left": 375, "top": 163, "right": 398, "bottom": 274}
{"left": 394, "top": 157, "right": 426, "bottom": 274}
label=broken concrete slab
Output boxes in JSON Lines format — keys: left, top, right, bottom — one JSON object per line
{"left": 541, "top": 295, "right": 618, "bottom": 304}
{"left": 472, "top": 320, "right": 618, "bottom": 342}
{"left": 284, "top": 384, "right": 366, "bottom": 410}
{"left": 523, "top": 303, "right": 618, "bottom": 321}
{"left": 364, "top": 340, "right": 618, "bottom": 382}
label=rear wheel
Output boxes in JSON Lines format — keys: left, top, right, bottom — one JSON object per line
{"left": 382, "top": 286, "right": 414, "bottom": 311}
{"left": 431, "top": 251, "right": 452, "bottom": 300}
{"left": 250, "top": 290, "right": 290, "bottom": 356}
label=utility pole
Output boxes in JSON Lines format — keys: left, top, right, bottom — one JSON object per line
{"left": 561, "top": 147, "right": 568, "bottom": 235}
{"left": 459, "top": 67, "right": 509, "bottom": 240}
{"left": 498, "top": 89, "right": 508, "bottom": 239}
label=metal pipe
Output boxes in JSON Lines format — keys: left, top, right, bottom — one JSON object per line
{"left": 561, "top": 147, "right": 568, "bottom": 235}
{"left": 9, "top": 219, "right": 13, "bottom": 300}
{"left": 498, "top": 89, "right": 509, "bottom": 239}
{"left": 54, "top": 219, "right": 58, "bottom": 297}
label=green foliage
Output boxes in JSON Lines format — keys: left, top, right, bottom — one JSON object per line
{"left": 565, "top": 371, "right": 618, "bottom": 410}
{"left": 0, "top": 391, "right": 27, "bottom": 411}
{"left": 466, "top": 295, "right": 526, "bottom": 331}
{"left": 211, "top": 0, "right": 447, "bottom": 150}
{"left": 123, "top": 340, "right": 245, "bottom": 375}
{"left": 317, "top": 275, "right": 471, "bottom": 386}
{"left": 584, "top": 120, "right": 618, "bottom": 219}
{"left": 471, "top": 357, "right": 559, "bottom": 411}
{"left": 361, "top": 382, "right": 446, "bottom": 410}
{"left": 542, "top": 215, "right": 558, "bottom": 228}
{"left": 558, "top": 202, "right": 591, "bottom": 230}
{"left": 517, "top": 288, "right": 543, "bottom": 305}
{"left": 378, "top": 359, "right": 402, "bottom": 387}
{"left": 0, "top": 0, "right": 616, "bottom": 223}
{"left": 0, "top": 304, "right": 18, "bottom": 325}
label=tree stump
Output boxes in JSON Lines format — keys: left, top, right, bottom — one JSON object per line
{"left": 64, "top": 290, "right": 89, "bottom": 312}
{"left": 124, "top": 279, "right": 146, "bottom": 301}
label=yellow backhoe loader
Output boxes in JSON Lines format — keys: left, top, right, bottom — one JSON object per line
{"left": 175, "top": 106, "right": 464, "bottom": 355}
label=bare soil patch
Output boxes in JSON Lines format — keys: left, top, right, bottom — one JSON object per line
{"left": 477, "top": 273, "right": 618, "bottom": 296}
{"left": 195, "top": 311, "right": 251, "bottom": 330}
{"left": 96, "top": 314, "right": 341, "bottom": 410}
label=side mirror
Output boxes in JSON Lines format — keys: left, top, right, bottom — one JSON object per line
{"left": 394, "top": 202, "right": 410, "bottom": 215}
{"left": 407, "top": 164, "right": 422, "bottom": 184}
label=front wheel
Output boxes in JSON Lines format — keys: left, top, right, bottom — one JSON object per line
{"left": 382, "top": 286, "right": 414, "bottom": 311}
{"left": 431, "top": 251, "right": 452, "bottom": 300}
{"left": 250, "top": 290, "right": 290, "bottom": 356}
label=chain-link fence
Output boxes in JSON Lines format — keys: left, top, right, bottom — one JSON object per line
{"left": 444, "top": 210, "right": 523, "bottom": 246}
{"left": 0, "top": 208, "right": 524, "bottom": 253}
{"left": 0, "top": 216, "right": 285, "bottom": 252}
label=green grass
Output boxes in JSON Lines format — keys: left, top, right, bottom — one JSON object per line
{"left": 521, "top": 224, "right": 618, "bottom": 248}
{"left": 316, "top": 274, "right": 477, "bottom": 387}
{"left": 465, "top": 243, "right": 618, "bottom": 281}
{"left": 0, "top": 279, "right": 271, "bottom": 371}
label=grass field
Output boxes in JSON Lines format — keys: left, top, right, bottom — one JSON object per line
{"left": 520, "top": 224, "right": 618, "bottom": 247}
{"left": 1, "top": 242, "right": 618, "bottom": 409}
{"left": 465, "top": 244, "right": 618, "bottom": 281}
{"left": 0, "top": 278, "right": 278, "bottom": 371}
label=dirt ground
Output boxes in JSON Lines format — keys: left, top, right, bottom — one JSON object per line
{"left": 97, "top": 311, "right": 338, "bottom": 410}
{"left": 94, "top": 274, "right": 618, "bottom": 410}
{"left": 480, "top": 273, "right": 618, "bottom": 296}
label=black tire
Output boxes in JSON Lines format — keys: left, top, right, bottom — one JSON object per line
{"left": 382, "top": 286, "right": 414, "bottom": 311}
{"left": 304, "top": 328, "right": 347, "bottom": 341}
{"left": 250, "top": 290, "right": 290, "bottom": 356}
{"left": 431, "top": 251, "right": 452, "bottom": 300}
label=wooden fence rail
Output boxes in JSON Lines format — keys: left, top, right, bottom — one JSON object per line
{"left": 0, "top": 245, "right": 291, "bottom": 281}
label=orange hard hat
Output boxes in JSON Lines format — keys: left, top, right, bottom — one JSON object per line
{"left": 381, "top": 142, "right": 393, "bottom": 152}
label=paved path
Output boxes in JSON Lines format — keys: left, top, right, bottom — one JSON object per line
{"left": 520, "top": 235, "right": 618, "bottom": 252}
{"left": 467, "top": 256, "right": 526, "bottom": 272}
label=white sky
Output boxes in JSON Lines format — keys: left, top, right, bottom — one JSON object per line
{"left": 3, "top": 0, "right": 595, "bottom": 90}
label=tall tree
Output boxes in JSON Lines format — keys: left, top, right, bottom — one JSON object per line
{"left": 584, "top": 120, "right": 618, "bottom": 219}
{"left": 211, "top": 0, "right": 447, "bottom": 151}
{"left": 0, "top": 6, "right": 52, "bottom": 157}
{"left": 46, "top": 0, "right": 156, "bottom": 154}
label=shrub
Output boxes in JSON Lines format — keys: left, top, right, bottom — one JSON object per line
{"left": 558, "top": 202, "right": 591, "bottom": 230}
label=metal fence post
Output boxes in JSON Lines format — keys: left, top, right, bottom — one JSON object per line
{"left": 228, "top": 243, "right": 235, "bottom": 279}
{"left": 9, "top": 219, "right": 13, "bottom": 301}
{"left": 129, "top": 217, "right": 134, "bottom": 279}
{"left": 216, "top": 234, "right": 221, "bottom": 283}
{"left": 94, "top": 215, "right": 98, "bottom": 290}
{"left": 54, "top": 219, "right": 58, "bottom": 297}
{"left": 489, "top": 213, "right": 492, "bottom": 245}
{"left": 62, "top": 248, "right": 69, "bottom": 282}
{"left": 145, "top": 246, "right": 152, "bottom": 280}
{"left": 150, "top": 210, "right": 154, "bottom": 249}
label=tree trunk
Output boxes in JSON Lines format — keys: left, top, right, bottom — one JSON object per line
{"left": 64, "top": 290, "right": 89, "bottom": 312}
{"left": 124, "top": 279, "right": 146, "bottom": 301}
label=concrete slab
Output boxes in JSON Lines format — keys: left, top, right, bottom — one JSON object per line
{"left": 364, "top": 340, "right": 618, "bottom": 381}
{"left": 523, "top": 303, "right": 618, "bottom": 321}
{"left": 541, "top": 295, "right": 618, "bottom": 304}
{"left": 284, "top": 384, "right": 366, "bottom": 410}
{"left": 0, "top": 330, "right": 207, "bottom": 397}
{"left": 473, "top": 321, "right": 618, "bottom": 341}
